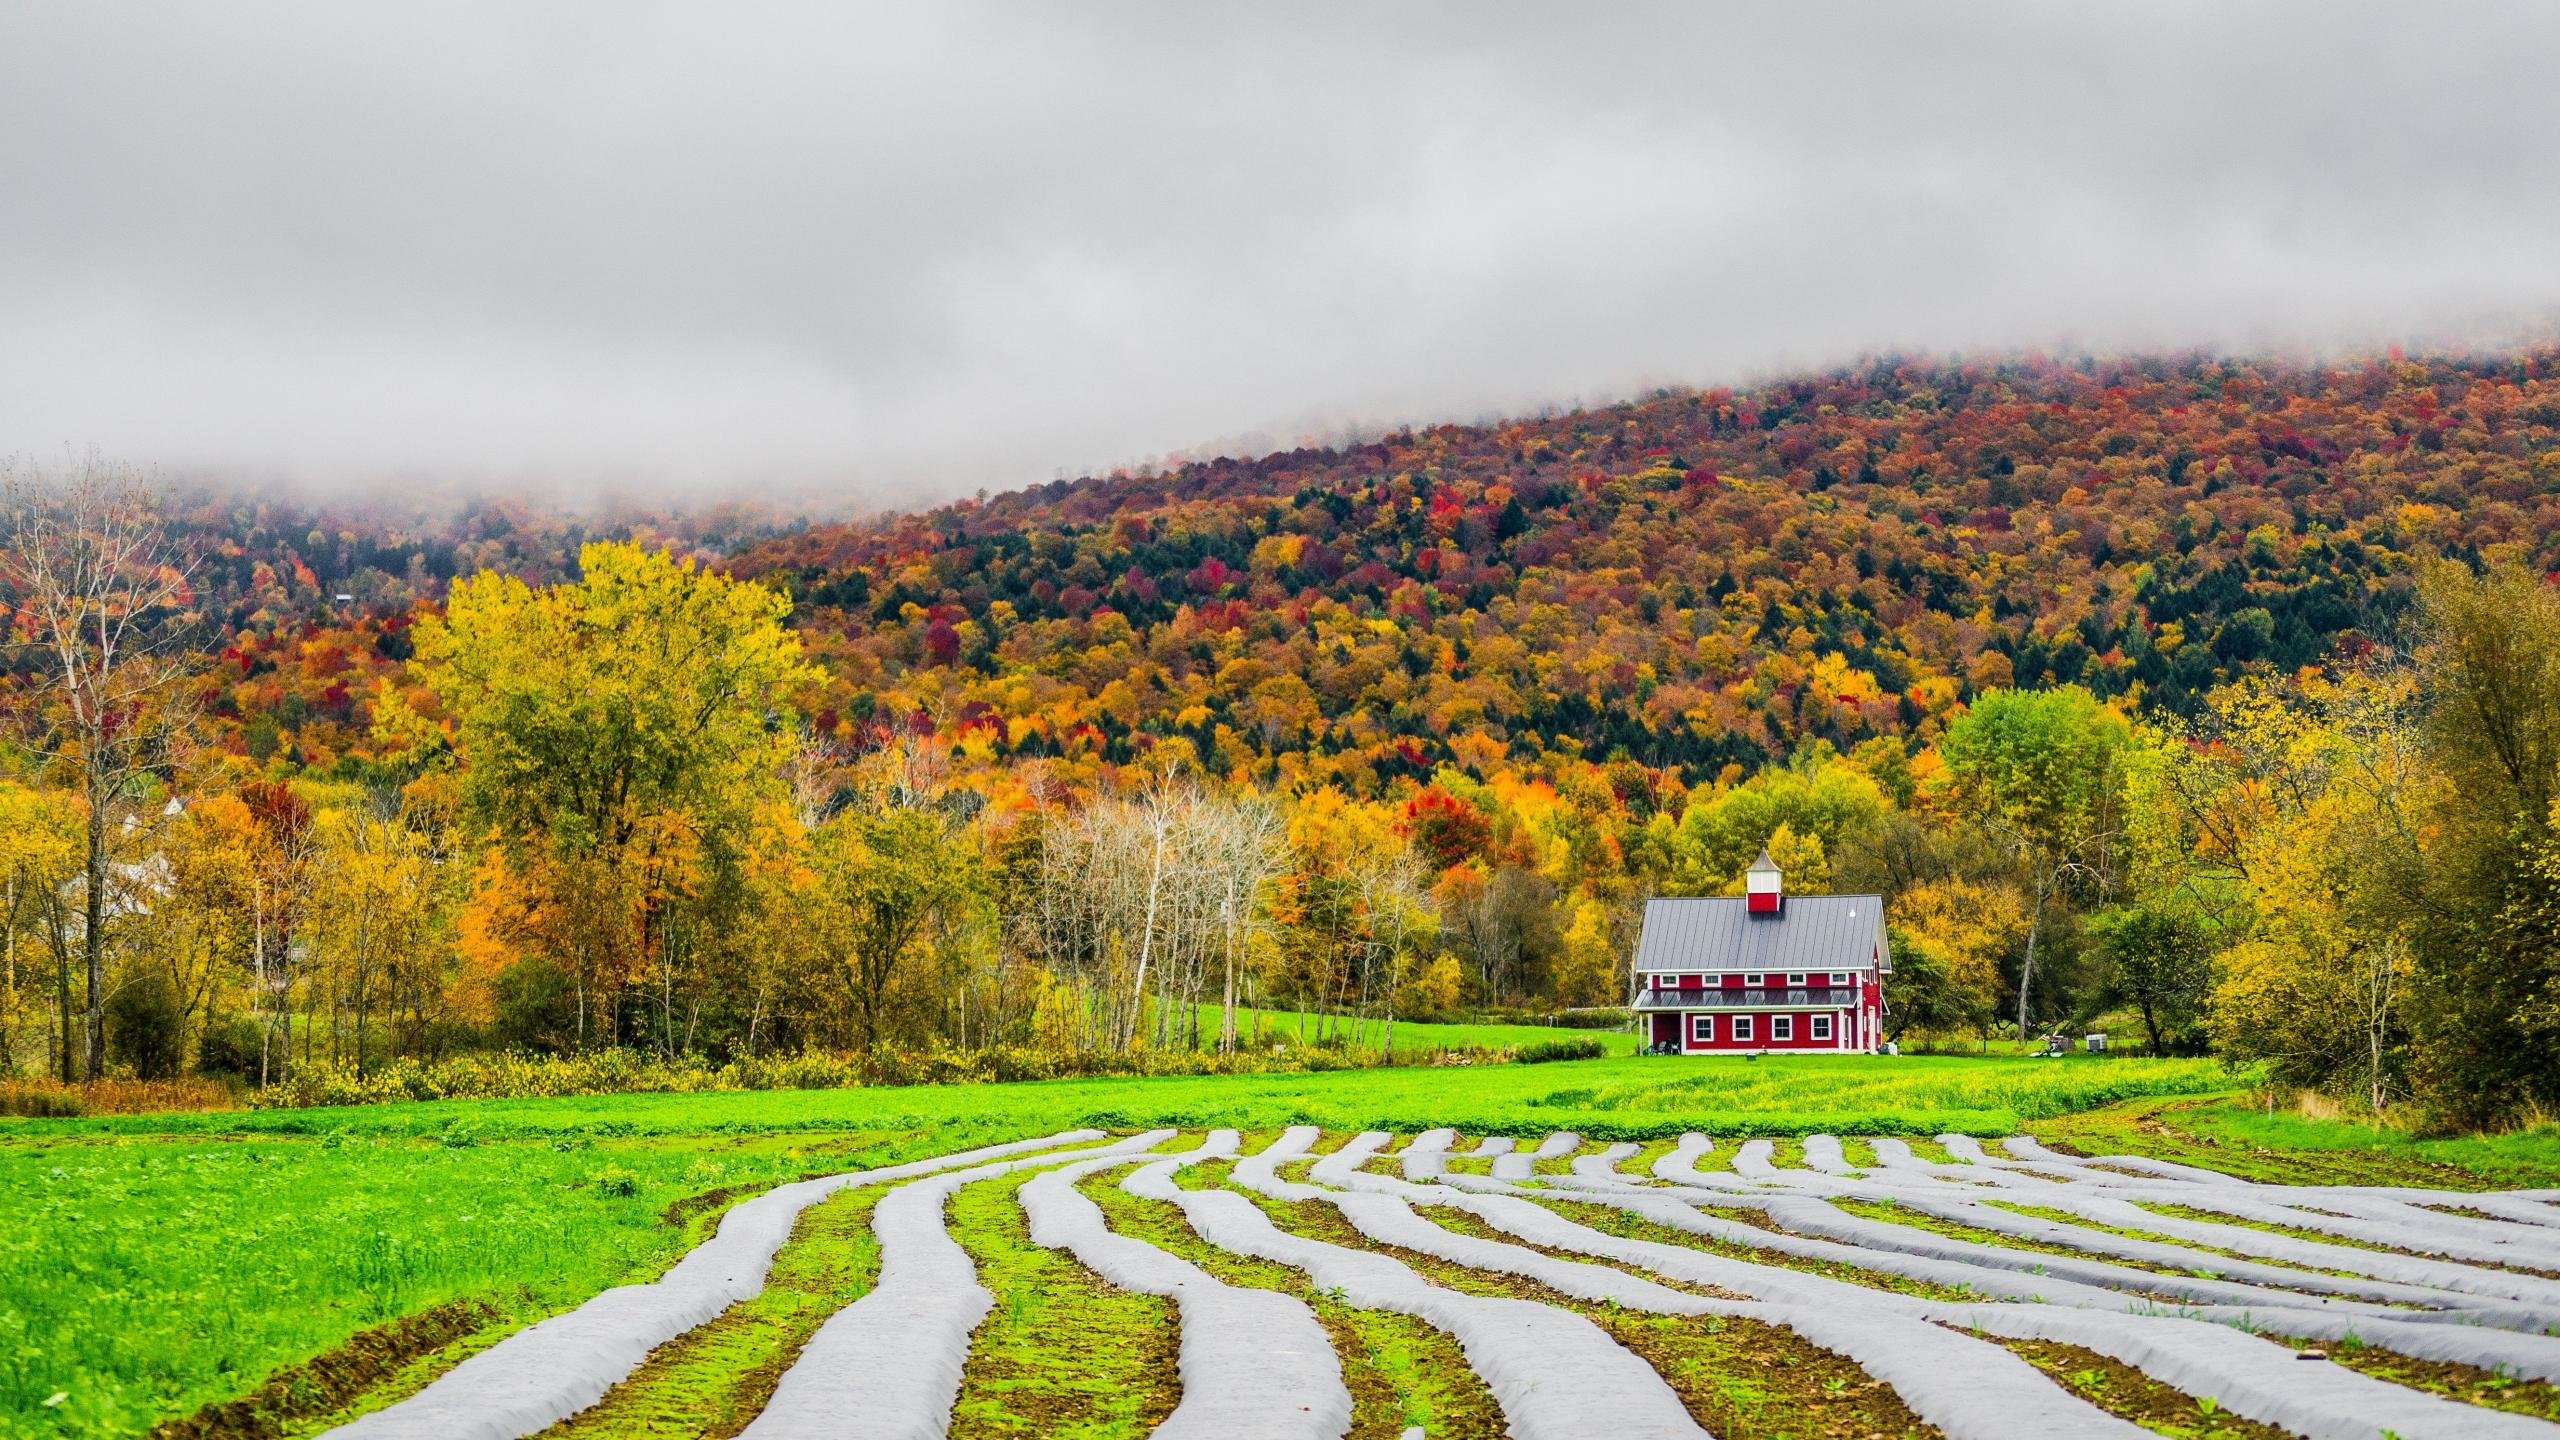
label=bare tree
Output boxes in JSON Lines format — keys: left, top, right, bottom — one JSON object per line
{"left": 1351, "top": 843, "right": 1430, "bottom": 1060}
{"left": 0, "top": 454, "right": 199, "bottom": 1078}
{"left": 1209, "top": 794, "right": 1283, "bottom": 1054}
{"left": 1023, "top": 780, "right": 1292, "bottom": 1055}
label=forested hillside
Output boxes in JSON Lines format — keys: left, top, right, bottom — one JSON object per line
{"left": 728, "top": 348, "right": 2560, "bottom": 793}
{"left": 6, "top": 345, "right": 2560, "bottom": 1128}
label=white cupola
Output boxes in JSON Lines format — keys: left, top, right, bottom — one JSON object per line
{"left": 1746, "top": 847, "right": 1783, "bottom": 915}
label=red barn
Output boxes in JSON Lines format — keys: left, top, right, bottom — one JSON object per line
{"left": 1630, "top": 851, "right": 1890, "bottom": 1054}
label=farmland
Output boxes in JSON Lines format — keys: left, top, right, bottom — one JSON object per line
{"left": 17, "top": 1051, "right": 2560, "bottom": 1438}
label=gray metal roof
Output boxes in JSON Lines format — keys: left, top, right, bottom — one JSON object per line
{"left": 1631, "top": 894, "right": 1891, "bottom": 974}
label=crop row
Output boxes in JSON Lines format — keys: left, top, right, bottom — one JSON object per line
{"left": 308, "top": 1123, "right": 2560, "bottom": 1440}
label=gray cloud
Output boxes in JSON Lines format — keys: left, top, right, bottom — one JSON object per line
{"left": 3, "top": 2, "right": 2556, "bottom": 504}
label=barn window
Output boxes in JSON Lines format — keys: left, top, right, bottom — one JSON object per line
{"left": 1742, "top": 972, "right": 1764, "bottom": 986}
{"left": 1690, "top": 1015, "right": 1713, "bottom": 1044}
{"left": 1772, "top": 1016, "right": 1794, "bottom": 1041}
{"left": 1786, "top": 972, "right": 1807, "bottom": 986}
{"left": 1829, "top": 972, "right": 1850, "bottom": 986}
{"left": 1731, "top": 1015, "right": 1753, "bottom": 1042}
{"left": 1811, "top": 1015, "right": 1834, "bottom": 1040}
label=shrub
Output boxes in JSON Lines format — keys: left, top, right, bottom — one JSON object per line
{"left": 1511, "top": 1037, "right": 1606, "bottom": 1064}
{"left": 0, "top": 1076, "right": 235, "bottom": 1117}
{"left": 492, "top": 957, "right": 582, "bottom": 1054}
{"left": 107, "top": 972, "right": 185, "bottom": 1079}
{"left": 0, "top": 1083, "right": 85, "bottom": 1118}
{"left": 194, "top": 1014, "right": 268, "bottom": 1079}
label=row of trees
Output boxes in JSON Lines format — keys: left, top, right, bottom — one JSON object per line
{"left": 0, "top": 459, "right": 1463, "bottom": 1080}
{"left": 2177, "top": 565, "right": 2560, "bottom": 1125}
{"left": 6, "top": 454, "right": 2559, "bottom": 1127}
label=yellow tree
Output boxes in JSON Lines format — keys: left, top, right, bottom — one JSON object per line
{"left": 1886, "top": 877, "right": 2023, "bottom": 1043}
{"left": 0, "top": 780, "right": 81, "bottom": 1076}
{"left": 142, "top": 793, "right": 263, "bottom": 1068}
{"left": 1549, "top": 897, "right": 1620, "bottom": 1009}
{"left": 2188, "top": 668, "right": 2430, "bottom": 1110}
{"left": 809, "top": 805, "right": 982, "bottom": 1055}
{"left": 306, "top": 807, "right": 443, "bottom": 1073}
{"left": 389, "top": 542, "right": 817, "bottom": 1049}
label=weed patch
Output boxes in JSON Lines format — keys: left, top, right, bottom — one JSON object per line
{"left": 146, "top": 1297, "right": 508, "bottom": 1440}
{"left": 1979, "top": 1333, "right": 2296, "bottom": 1439}
{"left": 2277, "top": 1331, "right": 2560, "bottom": 1423}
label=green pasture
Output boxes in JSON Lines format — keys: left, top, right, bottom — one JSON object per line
{"left": 0, "top": 1049, "right": 2334, "bottom": 1438}
{"left": 2038, "top": 1091, "right": 2560, "bottom": 1190}
{"left": 1184, "top": 1004, "right": 1643, "bottom": 1055}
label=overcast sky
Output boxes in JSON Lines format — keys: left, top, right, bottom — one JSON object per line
{"left": 3, "top": 3, "right": 2557, "bottom": 507}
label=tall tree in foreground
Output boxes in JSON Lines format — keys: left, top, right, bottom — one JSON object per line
{"left": 812, "top": 804, "right": 982, "bottom": 1054}
{"left": 2191, "top": 668, "right": 2429, "bottom": 1111}
{"left": 1938, "top": 686, "right": 2135, "bottom": 1040}
{"left": 0, "top": 456, "right": 197, "bottom": 1078}
{"left": 2403, "top": 562, "right": 2560, "bottom": 1121}
{"left": 390, "top": 541, "right": 816, "bottom": 1047}
{"left": 2086, "top": 901, "right": 2216, "bottom": 1056}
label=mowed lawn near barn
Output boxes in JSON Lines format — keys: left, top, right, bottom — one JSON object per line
{"left": 1179, "top": 1004, "right": 1644, "bottom": 1056}
{"left": 7, "top": 1050, "right": 2553, "bottom": 1440}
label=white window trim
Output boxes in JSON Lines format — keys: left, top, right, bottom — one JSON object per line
{"left": 1731, "top": 1015, "right": 1754, "bottom": 1042}
{"left": 1742, "top": 972, "right": 1764, "bottom": 986}
{"left": 1811, "top": 1014, "right": 1834, "bottom": 1040}
{"left": 1690, "top": 1014, "right": 1714, "bottom": 1044}
{"left": 1786, "top": 972, "right": 1807, "bottom": 986}
{"left": 1772, "top": 1015, "right": 1794, "bottom": 1041}
{"left": 1828, "top": 971, "right": 1850, "bottom": 986}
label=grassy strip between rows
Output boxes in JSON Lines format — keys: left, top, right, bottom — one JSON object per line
{"left": 2135, "top": 1201, "right": 2560, "bottom": 1281}
{"left": 537, "top": 1181, "right": 888, "bottom": 1439}
{"left": 1962, "top": 1201, "right": 2391, "bottom": 1285}
{"left": 1077, "top": 1169, "right": 1506, "bottom": 1438}
{"left": 947, "top": 1167, "right": 1181, "bottom": 1439}
{"left": 2269, "top": 1331, "right": 2560, "bottom": 1424}
{"left": 142, "top": 1297, "right": 516, "bottom": 1440}
{"left": 1246, "top": 1181, "right": 1943, "bottom": 1439}
{"left": 1421, "top": 1200, "right": 2296, "bottom": 1440}
{"left": 1830, "top": 1199, "right": 2328, "bottom": 1290}
{"left": 1976, "top": 1335, "right": 2296, "bottom": 1440}
{"left": 1539, "top": 1197, "right": 1989, "bottom": 1303}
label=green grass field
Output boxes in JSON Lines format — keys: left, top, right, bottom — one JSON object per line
{"left": 1183, "top": 1004, "right": 1642, "bottom": 1055}
{"left": 12, "top": 1049, "right": 2549, "bottom": 1438}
